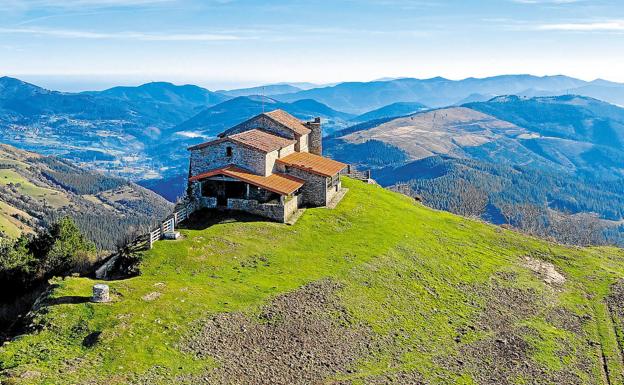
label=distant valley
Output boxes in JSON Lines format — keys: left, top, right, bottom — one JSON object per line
{"left": 0, "top": 144, "right": 171, "bottom": 250}
{"left": 1, "top": 74, "right": 624, "bottom": 243}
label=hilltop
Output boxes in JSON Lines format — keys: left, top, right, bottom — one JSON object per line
{"left": 2, "top": 178, "right": 624, "bottom": 384}
{"left": 350, "top": 101, "right": 429, "bottom": 123}
{"left": 0, "top": 144, "right": 172, "bottom": 250}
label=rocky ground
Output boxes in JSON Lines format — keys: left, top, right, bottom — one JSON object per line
{"left": 177, "top": 279, "right": 374, "bottom": 385}
{"left": 451, "top": 269, "right": 595, "bottom": 385}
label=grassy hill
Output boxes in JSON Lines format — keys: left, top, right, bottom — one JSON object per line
{"left": 0, "top": 144, "right": 172, "bottom": 250}
{"left": 2, "top": 178, "right": 624, "bottom": 384}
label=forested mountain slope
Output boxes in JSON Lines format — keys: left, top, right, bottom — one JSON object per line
{"left": 2, "top": 178, "right": 624, "bottom": 384}
{"left": 0, "top": 144, "right": 172, "bottom": 250}
{"left": 325, "top": 96, "right": 624, "bottom": 243}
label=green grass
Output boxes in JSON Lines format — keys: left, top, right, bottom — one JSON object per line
{"left": 1, "top": 178, "right": 624, "bottom": 384}
{"left": 0, "top": 158, "right": 28, "bottom": 169}
{"left": 0, "top": 169, "right": 70, "bottom": 208}
{"left": 0, "top": 201, "right": 32, "bottom": 238}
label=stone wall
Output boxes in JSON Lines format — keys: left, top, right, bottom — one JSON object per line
{"left": 200, "top": 196, "right": 217, "bottom": 209}
{"left": 227, "top": 195, "right": 299, "bottom": 222}
{"left": 325, "top": 178, "right": 342, "bottom": 206}
{"left": 276, "top": 163, "right": 327, "bottom": 207}
{"left": 190, "top": 140, "right": 268, "bottom": 177}
{"left": 296, "top": 133, "right": 309, "bottom": 153}
{"left": 283, "top": 194, "right": 299, "bottom": 221}
{"left": 190, "top": 180, "right": 201, "bottom": 200}
{"left": 304, "top": 118, "right": 322, "bottom": 155}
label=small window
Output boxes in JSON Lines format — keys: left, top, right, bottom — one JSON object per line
{"left": 226, "top": 146, "right": 233, "bottom": 157}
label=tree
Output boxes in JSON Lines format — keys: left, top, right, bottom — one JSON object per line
{"left": 35, "top": 217, "right": 97, "bottom": 276}
{"left": 0, "top": 235, "right": 34, "bottom": 286}
{"left": 447, "top": 180, "right": 489, "bottom": 218}
{"left": 548, "top": 211, "right": 607, "bottom": 246}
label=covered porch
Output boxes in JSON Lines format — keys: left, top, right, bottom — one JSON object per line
{"left": 189, "top": 165, "right": 304, "bottom": 222}
{"left": 200, "top": 176, "right": 284, "bottom": 207}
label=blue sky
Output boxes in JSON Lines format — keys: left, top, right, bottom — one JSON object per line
{"left": 1, "top": 0, "right": 623, "bottom": 91}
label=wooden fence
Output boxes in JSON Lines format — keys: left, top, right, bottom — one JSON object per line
{"left": 147, "top": 201, "right": 195, "bottom": 249}
{"left": 141, "top": 164, "right": 368, "bottom": 250}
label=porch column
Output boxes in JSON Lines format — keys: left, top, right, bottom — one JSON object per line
{"left": 245, "top": 183, "right": 250, "bottom": 199}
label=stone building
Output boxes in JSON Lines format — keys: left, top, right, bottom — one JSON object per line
{"left": 187, "top": 110, "right": 347, "bottom": 222}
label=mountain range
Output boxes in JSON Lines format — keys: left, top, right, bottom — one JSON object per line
{"left": 273, "top": 75, "right": 618, "bottom": 113}
{"left": 174, "top": 95, "right": 354, "bottom": 138}
{"left": 326, "top": 95, "right": 624, "bottom": 242}
{"left": 2, "top": 74, "right": 624, "bottom": 223}
{"left": 0, "top": 77, "right": 352, "bottom": 180}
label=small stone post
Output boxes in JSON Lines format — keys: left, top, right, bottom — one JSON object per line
{"left": 92, "top": 284, "right": 110, "bottom": 303}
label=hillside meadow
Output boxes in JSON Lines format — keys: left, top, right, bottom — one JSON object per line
{"left": 1, "top": 178, "right": 624, "bottom": 384}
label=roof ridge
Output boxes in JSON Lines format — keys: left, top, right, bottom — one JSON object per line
{"left": 263, "top": 109, "right": 311, "bottom": 136}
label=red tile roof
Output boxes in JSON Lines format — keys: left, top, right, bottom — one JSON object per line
{"left": 188, "top": 129, "right": 295, "bottom": 153}
{"left": 188, "top": 165, "right": 304, "bottom": 195}
{"left": 264, "top": 109, "right": 311, "bottom": 136}
{"left": 276, "top": 152, "right": 347, "bottom": 177}
{"left": 229, "top": 129, "right": 296, "bottom": 152}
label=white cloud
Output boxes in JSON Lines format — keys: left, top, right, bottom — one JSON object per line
{"left": 511, "top": 0, "right": 583, "bottom": 4}
{"left": 0, "top": 27, "right": 247, "bottom": 41}
{"left": 537, "top": 20, "right": 624, "bottom": 31}
{"left": 2, "top": 0, "right": 175, "bottom": 9}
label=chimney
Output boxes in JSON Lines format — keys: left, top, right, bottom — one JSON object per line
{"left": 305, "top": 117, "right": 322, "bottom": 156}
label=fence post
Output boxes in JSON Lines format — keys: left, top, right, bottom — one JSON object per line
{"left": 135, "top": 200, "right": 198, "bottom": 251}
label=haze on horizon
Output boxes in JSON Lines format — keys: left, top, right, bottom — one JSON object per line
{"left": 1, "top": 0, "right": 623, "bottom": 91}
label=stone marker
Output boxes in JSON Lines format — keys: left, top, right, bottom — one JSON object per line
{"left": 163, "top": 231, "right": 181, "bottom": 240}
{"left": 92, "top": 284, "right": 110, "bottom": 303}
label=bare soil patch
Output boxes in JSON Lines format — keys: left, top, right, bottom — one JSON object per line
{"left": 447, "top": 273, "right": 591, "bottom": 385}
{"left": 178, "top": 279, "right": 373, "bottom": 385}
{"left": 523, "top": 256, "right": 566, "bottom": 286}
{"left": 606, "top": 279, "right": 624, "bottom": 363}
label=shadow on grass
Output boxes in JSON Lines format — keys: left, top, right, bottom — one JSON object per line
{"left": 46, "top": 296, "right": 91, "bottom": 305}
{"left": 179, "top": 208, "right": 271, "bottom": 231}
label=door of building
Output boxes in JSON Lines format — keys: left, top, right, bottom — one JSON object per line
{"left": 216, "top": 182, "right": 227, "bottom": 206}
